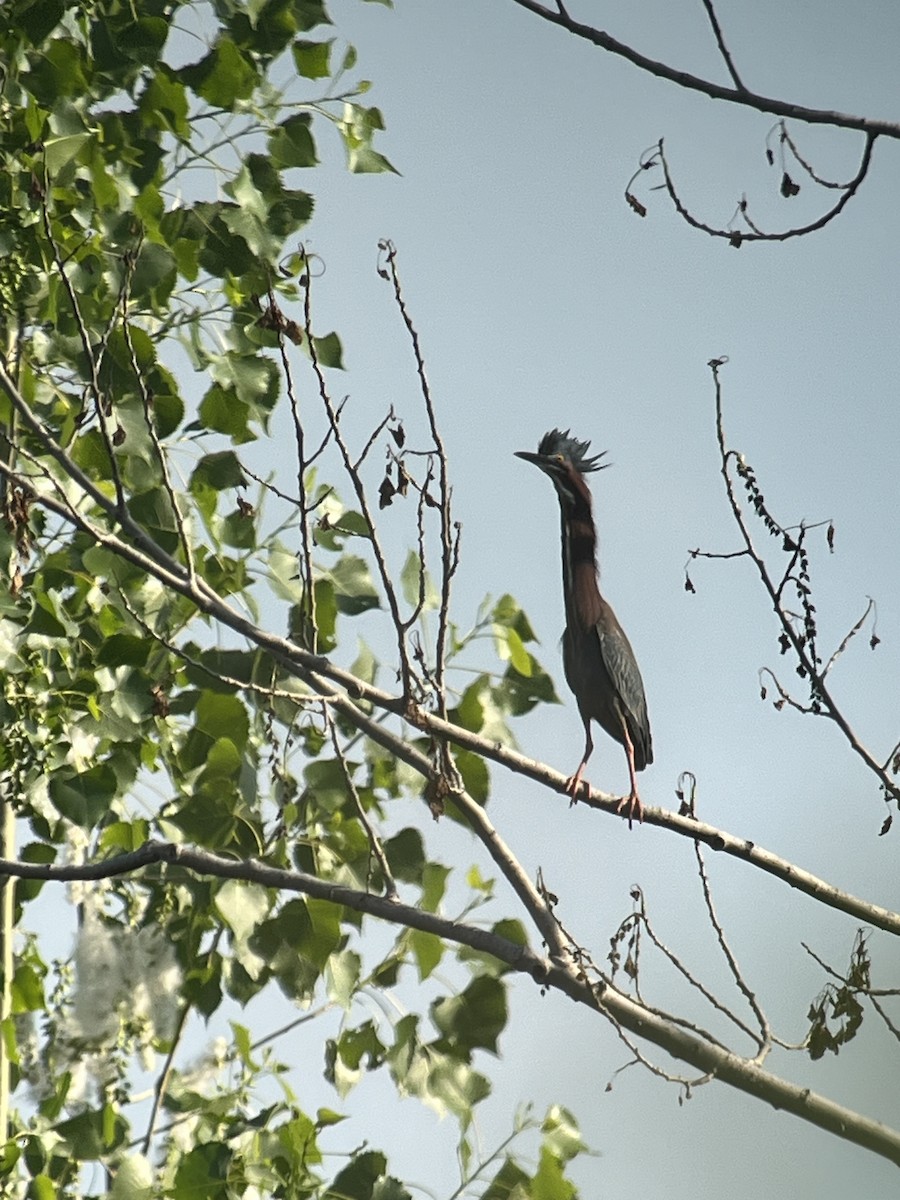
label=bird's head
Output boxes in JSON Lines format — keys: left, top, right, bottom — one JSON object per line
{"left": 515, "top": 429, "right": 608, "bottom": 490}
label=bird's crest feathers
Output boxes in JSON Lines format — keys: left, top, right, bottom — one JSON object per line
{"left": 536, "top": 428, "right": 608, "bottom": 474}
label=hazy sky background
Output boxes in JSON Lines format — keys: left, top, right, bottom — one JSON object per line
{"left": 30, "top": 2, "right": 899, "bottom": 1196}
{"left": 252, "top": 1, "right": 900, "bottom": 1197}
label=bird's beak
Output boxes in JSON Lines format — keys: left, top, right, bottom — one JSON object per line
{"left": 514, "top": 450, "right": 545, "bottom": 468}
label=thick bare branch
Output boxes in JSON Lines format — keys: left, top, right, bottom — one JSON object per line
{"left": 509, "top": 0, "right": 900, "bottom": 138}
{"left": 2, "top": 843, "right": 900, "bottom": 1168}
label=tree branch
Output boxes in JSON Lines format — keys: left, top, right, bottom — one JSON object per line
{"left": 2, "top": 842, "right": 900, "bottom": 1168}
{"left": 0, "top": 363, "right": 896, "bottom": 939}
{"left": 508, "top": 0, "right": 900, "bottom": 138}
{"left": 708, "top": 358, "right": 900, "bottom": 807}
{"left": 653, "top": 132, "right": 877, "bottom": 244}
{"left": 699, "top": 0, "right": 746, "bottom": 92}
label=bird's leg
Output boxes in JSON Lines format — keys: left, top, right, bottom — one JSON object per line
{"left": 616, "top": 722, "right": 643, "bottom": 830}
{"left": 565, "top": 721, "right": 593, "bottom": 805}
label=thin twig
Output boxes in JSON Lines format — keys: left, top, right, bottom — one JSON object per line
{"left": 275, "top": 281, "right": 318, "bottom": 652}
{"left": 141, "top": 995, "right": 192, "bottom": 1154}
{"left": 823, "top": 597, "right": 875, "bottom": 678}
{"left": 777, "top": 122, "right": 858, "bottom": 189}
{"left": 39, "top": 173, "right": 127, "bottom": 518}
{"left": 700, "top": 0, "right": 746, "bottom": 91}
{"left": 692, "top": 840, "right": 771, "bottom": 1054}
{"left": 301, "top": 265, "right": 415, "bottom": 695}
{"left": 327, "top": 715, "right": 398, "bottom": 900}
{"left": 655, "top": 133, "right": 877, "bottom": 244}
{"left": 709, "top": 358, "right": 900, "bottom": 804}
{"left": 121, "top": 278, "right": 197, "bottom": 589}
{"left": 380, "top": 241, "right": 458, "bottom": 713}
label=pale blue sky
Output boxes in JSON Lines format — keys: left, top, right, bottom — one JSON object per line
{"left": 280, "top": 2, "right": 900, "bottom": 1196}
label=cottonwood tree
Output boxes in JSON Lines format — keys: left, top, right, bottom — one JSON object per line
{"left": 0, "top": 1, "right": 898, "bottom": 1198}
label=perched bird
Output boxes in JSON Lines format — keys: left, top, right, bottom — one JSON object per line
{"left": 515, "top": 429, "right": 653, "bottom": 826}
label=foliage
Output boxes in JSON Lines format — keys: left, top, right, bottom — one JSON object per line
{"left": 0, "top": 1, "right": 576, "bottom": 1196}
{"left": 2, "top": 0, "right": 900, "bottom": 1195}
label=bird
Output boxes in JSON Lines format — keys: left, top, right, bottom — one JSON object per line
{"left": 515, "top": 428, "right": 653, "bottom": 827}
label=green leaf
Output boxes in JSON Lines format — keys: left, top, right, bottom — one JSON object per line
{"left": 300, "top": 897, "right": 343, "bottom": 969}
{"left": 48, "top": 764, "right": 117, "bottom": 827}
{"left": 458, "top": 918, "right": 528, "bottom": 978}
{"left": 494, "top": 625, "right": 531, "bottom": 675}
{"left": 110, "top": 1152, "right": 154, "bottom": 1200}
{"left": 138, "top": 67, "right": 189, "bottom": 140}
{"left": 199, "top": 384, "right": 252, "bottom": 443}
{"left": 183, "top": 38, "right": 258, "bottom": 108}
{"left": 531, "top": 1146, "right": 576, "bottom": 1200}
{"left": 328, "top": 555, "right": 380, "bottom": 616}
{"left": 325, "top": 1021, "right": 385, "bottom": 1097}
{"left": 191, "top": 451, "right": 248, "bottom": 492}
{"left": 294, "top": 0, "right": 331, "bottom": 30}
{"left": 384, "top": 828, "right": 425, "bottom": 884}
{"left": 492, "top": 594, "right": 538, "bottom": 642}
{"left": 26, "top": 1175, "right": 56, "bottom": 1200}
{"left": 150, "top": 388, "right": 185, "bottom": 439}
{"left": 350, "top": 638, "right": 377, "bottom": 686}
{"left": 313, "top": 331, "right": 344, "bottom": 368}
{"left": 292, "top": 39, "right": 333, "bottom": 79}
{"left": 195, "top": 691, "right": 250, "bottom": 750}
{"left": 109, "top": 16, "right": 168, "bottom": 66}
{"left": 17, "top": 0, "right": 65, "bottom": 43}
{"left": 303, "top": 757, "right": 350, "bottom": 812}
{"left": 482, "top": 1159, "right": 529, "bottom": 1200}
{"left": 541, "top": 1106, "right": 590, "bottom": 1166}
{"left": 130, "top": 241, "right": 177, "bottom": 309}
{"left": 215, "top": 878, "right": 270, "bottom": 942}
{"left": 431, "top": 975, "right": 508, "bottom": 1055}
{"left": 11, "top": 963, "right": 44, "bottom": 1013}
{"left": 421, "top": 862, "right": 450, "bottom": 913}
{"left": 326, "top": 1151, "right": 388, "bottom": 1200}
{"left": 327, "top": 948, "right": 361, "bottom": 1008}
{"left": 453, "top": 749, "right": 489, "bottom": 803}
{"left": 98, "top": 820, "right": 150, "bottom": 854}
{"left": 43, "top": 132, "right": 90, "bottom": 175}
{"left": 313, "top": 577, "right": 338, "bottom": 650}
{"left": 269, "top": 113, "right": 318, "bottom": 168}
{"left": 172, "top": 1142, "right": 230, "bottom": 1200}
{"left": 409, "top": 930, "right": 443, "bottom": 981}
{"left": 339, "top": 103, "right": 399, "bottom": 175}
{"left": 316, "top": 1108, "right": 347, "bottom": 1128}
{"left": 202, "top": 736, "right": 242, "bottom": 778}
{"left": 400, "top": 550, "right": 438, "bottom": 611}
{"left": 96, "top": 634, "right": 150, "bottom": 668}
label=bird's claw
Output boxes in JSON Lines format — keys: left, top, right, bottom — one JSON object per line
{"left": 616, "top": 791, "right": 644, "bottom": 831}
{"left": 564, "top": 773, "right": 588, "bottom": 807}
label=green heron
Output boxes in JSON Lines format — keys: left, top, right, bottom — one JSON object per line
{"left": 515, "top": 429, "right": 653, "bottom": 826}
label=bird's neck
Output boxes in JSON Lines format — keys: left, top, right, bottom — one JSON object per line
{"left": 560, "top": 499, "right": 602, "bottom": 628}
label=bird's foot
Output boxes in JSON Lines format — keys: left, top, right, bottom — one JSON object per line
{"left": 564, "top": 771, "right": 589, "bottom": 808}
{"left": 616, "top": 790, "right": 644, "bottom": 831}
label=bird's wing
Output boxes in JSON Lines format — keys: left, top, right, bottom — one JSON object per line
{"left": 595, "top": 619, "right": 653, "bottom": 767}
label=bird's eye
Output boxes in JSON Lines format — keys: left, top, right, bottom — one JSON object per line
{"left": 553, "top": 454, "right": 564, "bottom": 463}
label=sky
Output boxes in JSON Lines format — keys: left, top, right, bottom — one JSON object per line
{"left": 27, "top": 2, "right": 900, "bottom": 1196}
{"left": 268, "top": 1, "right": 900, "bottom": 1196}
